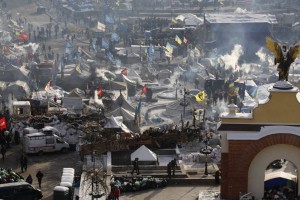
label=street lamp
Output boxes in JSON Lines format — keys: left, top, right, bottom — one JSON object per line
{"left": 200, "top": 136, "right": 212, "bottom": 176}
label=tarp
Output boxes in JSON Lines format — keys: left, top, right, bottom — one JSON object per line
{"left": 131, "top": 145, "right": 157, "bottom": 161}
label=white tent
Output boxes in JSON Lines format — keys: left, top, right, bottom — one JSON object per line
{"left": 104, "top": 116, "right": 132, "bottom": 133}
{"left": 131, "top": 145, "right": 157, "bottom": 161}
{"left": 265, "top": 171, "right": 297, "bottom": 182}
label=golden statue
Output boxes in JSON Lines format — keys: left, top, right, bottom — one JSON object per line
{"left": 266, "top": 36, "right": 300, "bottom": 81}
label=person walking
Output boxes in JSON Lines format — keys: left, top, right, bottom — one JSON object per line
{"left": 170, "top": 158, "right": 177, "bottom": 177}
{"left": 20, "top": 154, "right": 25, "bottom": 172}
{"left": 1, "top": 145, "right": 6, "bottom": 161}
{"left": 36, "top": 170, "right": 44, "bottom": 188}
{"left": 26, "top": 174, "right": 33, "bottom": 184}
{"left": 131, "top": 158, "right": 140, "bottom": 175}
{"left": 113, "top": 185, "right": 120, "bottom": 200}
{"left": 167, "top": 162, "right": 172, "bottom": 179}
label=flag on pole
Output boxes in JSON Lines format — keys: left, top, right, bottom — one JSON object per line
{"left": 45, "top": 80, "right": 51, "bottom": 96}
{"left": 122, "top": 68, "right": 127, "bottom": 76}
{"left": 75, "top": 65, "right": 82, "bottom": 74}
{"left": 175, "top": 35, "right": 182, "bottom": 45}
{"left": 172, "top": 18, "right": 177, "bottom": 24}
{"left": 183, "top": 36, "right": 188, "bottom": 44}
{"left": 166, "top": 42, "right": 173, "bottom": 54}
{"left": 0, "top": 117, "right": 6, "bottom": 129}
{"left": 141, "top": 85, "right": 147, "bottom": 94}
{"left": 97, "top": 86, "right": 103, "bottom": 97}
{"left": 195, "top": 91, "right": 206, "bottom": 102}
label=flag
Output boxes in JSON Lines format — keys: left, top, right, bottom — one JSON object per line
{"left": 141, "top": 85, "right": 147, "bottom": 94}
{"left": 98, "top": 86, "right": 103, "bottom": 97}
{"left": 75, "top": 65, "right": 81, "bottom": 74}
{"left": 105, "top": 15, "right": 115, "bottom": 24}
{"left": 228, "top": 83, "right": 239, "bottom": 96}
{"left": 102, "top": 38, "right": 109, "bottom": 49}
{"left": 97, "top": 21, "right": 106, "bottom": 32}
{"left": 0, "top": 117, "right": 6, "bottom": 129}
{"left": 195, "top": 91, "right": 206, "bottom": 102}
{"left": 111, "top": 33, "right": 120, "bottom": 42}
{"left": 183, "top": 37, "right": 188, "bottom": 44}
{"left": 137, "top": 100, "right": 142, "bottom": 114}
{"left": 175, "top": 35, "right": 182, "bottom": 45}
{"left": 45, "top": 80, "right": 51, "bottom": 96}
{"left": 194, "top": 47, "right": 201, "bottom": 57}
{"left": 147, "top": 44, "right": 155, "bottom": 62}
{"left": 122, "top": 68, "right": 127, "bottom": 76}
{"left": 172, "top": 18, "right": 177, "bottom": 24}
{"left": 166, "top": 42, "right": 173, "bottom": 54}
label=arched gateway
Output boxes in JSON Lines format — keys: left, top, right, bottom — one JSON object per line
{"left": 219, "top": 81, "right": 300, "bottom": 200}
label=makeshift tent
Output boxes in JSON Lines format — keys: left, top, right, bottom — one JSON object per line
{"left": 110, "top": 92, "right": 135, "bottom": 112}
{"left": 104, "top": 116, "right": 132, "bottom": 133}
{"left": 131, "top": 145, "right": 158, "bottom": 165}
{"left": 265, "top": 171, "right": 297, "bottom": 189}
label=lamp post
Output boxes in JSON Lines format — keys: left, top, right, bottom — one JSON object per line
{"left": 200, "top": 135, "right": 212, "bottom": 176}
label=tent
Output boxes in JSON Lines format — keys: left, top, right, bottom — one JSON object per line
{"left": 104, "top": 116, "right": 132, "bottom": 133}
{"left": 265, "top": 171, "right": 297, "bottom": 189}
{"left": 131, "top": 145, "right": 157, "bottom": 165}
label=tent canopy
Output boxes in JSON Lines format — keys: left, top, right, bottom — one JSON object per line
{"left": 265, "top": 171, "right": 297, "bottom": 182}
{"left": 131, "top": 145, "right": 157, "bottom": 161}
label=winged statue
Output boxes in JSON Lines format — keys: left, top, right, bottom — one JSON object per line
{"left": 265, "top": 36, "right": 300, "bottom": 81}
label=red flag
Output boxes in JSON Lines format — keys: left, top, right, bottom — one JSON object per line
{"left": 98, "top": 86, "right": 103, "bottom": 97}
{"left": 122, "top": 68, "right": 127, "bottom": 76}
{"left": 142, "top": 85, "right": 147, "bottom": 94}
{"left": 0, "top": 117, "right": 6, "bottom": 129}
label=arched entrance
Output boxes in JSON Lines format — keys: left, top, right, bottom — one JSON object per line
{"left": 248, "top": 144, "right": 300, "bottom": 199}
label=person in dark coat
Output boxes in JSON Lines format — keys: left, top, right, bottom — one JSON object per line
{"left": 170, "top": 159, "right": 177, "bottom": 176}
{"left": 215, "top": 170, "right": 221, "bottom": 184}
{"left": 167, "top": 162, "right": 172, "bottom": 179}
{"left": 26, "top": 174, "right": 33, "bottom": 184}
{"left": 21, "top": 155, "right": 28, "bottom": 172}
{"left": 131, "top": 158, "right": 140, "bottom": 175}
{"left": 36, "top": 170, "right": 44, "bottom": 188}
{"left": 1, "top": 145, "right": 6, "bottom": 161}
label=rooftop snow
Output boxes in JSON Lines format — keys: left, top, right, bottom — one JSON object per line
{"left": 205, "top": 13, "right": 277, "bottom": 24}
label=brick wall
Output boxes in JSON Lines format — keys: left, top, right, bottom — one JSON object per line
{"left": 221, "top": 134, "right": 300, "bottom": 200}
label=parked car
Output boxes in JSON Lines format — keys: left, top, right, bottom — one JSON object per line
{"left": 0, "top": 182, "right": 42, "bottom": 200}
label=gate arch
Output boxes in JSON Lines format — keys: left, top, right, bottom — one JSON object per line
{"left": 248, "top": 144, "right": 300, "bottom": 198}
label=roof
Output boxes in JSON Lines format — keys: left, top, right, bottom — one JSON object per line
{"left": 104, "top": 116, "right": 132, "bottom": 133}
{"left": 131, "top": 145, "right": 157, "bottom": 161}
{"left": 205, "top": 13, "right": 277, "bottom": 24}
{"left": 105, "top": 107, "right": 135, "bottom": 121}
{"left": 62, "top": 97, "right": 83, "bottom": 110}
{"left": 12, "top": 101, "right": 31, "bottom": 106}
{"left": 110, "top": 92, "right": 135, "bottom": 112}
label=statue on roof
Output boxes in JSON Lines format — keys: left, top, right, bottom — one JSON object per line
{"left": 266, "top": 36, "right": 300, "bottom": 81}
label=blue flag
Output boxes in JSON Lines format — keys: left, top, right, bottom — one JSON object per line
{"left": 147, "top": 44, "right": 155, "bottom": 62}
{"left": 105, "top": 15, "right": 115, "bottom": 25}
{"left": 111, "top": 33, "right": 120, "bottom": 42}
{"left": 102, "top": 38, "right": 109, "bottom": 49}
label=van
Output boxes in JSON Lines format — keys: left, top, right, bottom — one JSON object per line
{"left": 23, "top": 132, "right": 70, "bottom": 155}
{"left": 0, "top": 182, "right": 42, "bottom": 200}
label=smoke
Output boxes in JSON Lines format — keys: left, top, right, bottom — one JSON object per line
{"left": 255, "top": 47, "right": 273, "bottom": 65}
{"left": 220, "top": 44, "right": 244, "bottom": 70}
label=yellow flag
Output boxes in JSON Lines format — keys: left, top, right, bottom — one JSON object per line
{"left": 172, "top": 18, "right": 177, "bottom": 24}
{"left": 76, "top": 65, "right": 81, "bottom": 74}
{"left": 195, "top": 91, "right": 206, "bottom": 102}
